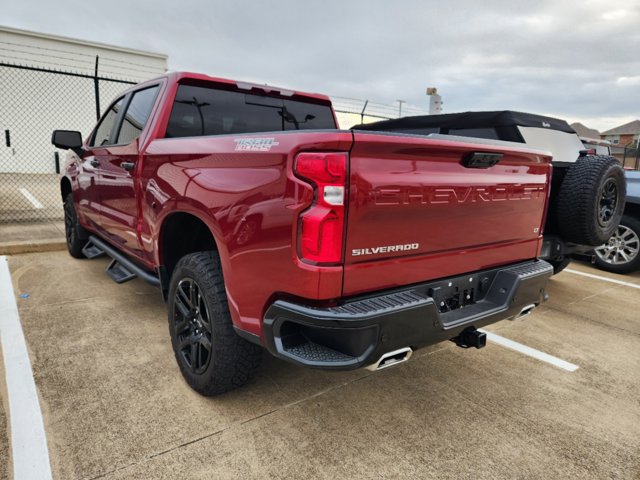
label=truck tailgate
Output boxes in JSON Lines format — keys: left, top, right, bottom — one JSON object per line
{"left": 343, "top": 133, "right": 552, "bottom": 296}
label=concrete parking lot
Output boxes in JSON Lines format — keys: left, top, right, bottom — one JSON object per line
{"left": 0, "top": 173, "right": 61, "bottom": 224}
{"left": 1, "top": 251, "right": 639, "bottom": 479}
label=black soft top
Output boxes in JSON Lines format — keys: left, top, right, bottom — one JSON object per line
{"left": 353, "top": 110, "right": 576, "bottom": 134}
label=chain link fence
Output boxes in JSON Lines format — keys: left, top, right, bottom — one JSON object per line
{"left": 331, "top": 96, "right": 428, "bottom": 129}
{"left": 0, "top": 62, "right": 136, "bottom": 224}
{"left": 0, "top": 61, "right": 428, "bottom": 225}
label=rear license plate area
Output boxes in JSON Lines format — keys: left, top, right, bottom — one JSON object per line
{"left": 427, "top": 272, "right": 496, "bottom": 314}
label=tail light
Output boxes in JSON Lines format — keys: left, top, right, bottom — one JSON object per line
{"left": 294, "top": 152, "right": 348, "bottom": 264}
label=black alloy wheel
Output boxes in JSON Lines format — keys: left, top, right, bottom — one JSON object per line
{"left": 64, "top": 202, "right": 76, "bottom": 247}
{"left": 173, "top": 277, "right": 213, "bottom": 375}
{"left": 167, "top": 251, "right": 262, "bottom": 395}
{"left": 63, "top": 193, "right": 88, "bottom": 258}
{"left": 598, "top": 178, "right": 618, "bottom": 228}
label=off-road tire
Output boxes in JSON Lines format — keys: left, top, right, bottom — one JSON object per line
{"left": 556, "top": 156, "right": 625, "bottom": 246}
{"left": 63, "top": 193, "right": 88, "bottom": 258}
{"left": 168, "top": 251, "right": 262, "bottom": 395}
{"left": 593, "top": 215, "right": 640, "bottom": 274}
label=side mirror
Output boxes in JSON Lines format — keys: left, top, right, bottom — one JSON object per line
{"left": 52, "top": 130, "right": 83, "bottom": 155}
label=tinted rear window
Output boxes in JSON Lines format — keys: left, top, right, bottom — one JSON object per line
{"left": 165, "top": 84, "right": 336, "bottom": 138}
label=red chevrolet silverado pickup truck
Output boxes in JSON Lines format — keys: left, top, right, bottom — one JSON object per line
{"left": 52, "top": 72, "right": 554, "bottom": 395}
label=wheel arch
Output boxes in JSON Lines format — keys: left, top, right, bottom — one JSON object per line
{"left": 60, "top": 176, "right": 72, "bottom": 202}
{"left": 157, "top": 211, "right": 225, "bottom": 292}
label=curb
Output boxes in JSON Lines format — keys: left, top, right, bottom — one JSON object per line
{"left": 0, "top": 240, "right": 66, "bottom": 256}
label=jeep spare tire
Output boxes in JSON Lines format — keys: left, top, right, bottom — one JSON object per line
{"left": 556, "top": 156, "right": 626, "bottom": 246}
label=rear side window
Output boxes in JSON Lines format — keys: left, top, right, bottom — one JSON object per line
{"left": 116, "top": 86, "right": 160, "bottom": 145}
{"left": 165, "top": 84, "right": 335, "bottom": 138}
{"left": 91, "top": 97, "right": 124, "bottom": 147}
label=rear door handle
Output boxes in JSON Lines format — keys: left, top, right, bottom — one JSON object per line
{"left": 90, "top": 159, "right": 100, "bottom": 168}
{"left": 120, "top": 161, "right": 135, "bottom": 172}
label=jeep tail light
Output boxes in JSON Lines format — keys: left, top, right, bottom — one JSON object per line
{"left": 295, "top": 152, "right": 347, "bottom": 264}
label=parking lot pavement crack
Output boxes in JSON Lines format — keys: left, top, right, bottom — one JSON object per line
{"left": 86, "top": 347, "right": 452, "bottom": 479}
{"left": 572, "top": 287, "right": 620, "bottom": 305}
{"left": 81, "top": 376, "right": 373, "bottom": 480}
{"left": 149, "top": 374, "right": 378, "bottom": 458}
{"left": 84, "top": 460, "right": 139, "bottom": 480}
{"left": 562, "top": 286, "right": 620, "bottom": 307}
{"left": 16, "top": 292, "right": 159, "bottom": 312}
{"left": 76, "top": 372, "right": 376, "bottom": 480}
{"left": 546, "top": 304, "right": 640, "bottom": 337}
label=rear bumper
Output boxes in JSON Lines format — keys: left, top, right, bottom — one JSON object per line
{"left": 263, "top": 259, "right": 553, "bottom": 370}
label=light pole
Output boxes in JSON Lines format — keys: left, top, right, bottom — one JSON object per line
{"left": 396, "top": 100, "right": 405, "bottom": 117}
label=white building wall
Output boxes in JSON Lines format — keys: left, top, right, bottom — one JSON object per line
{"left": 0, "top": 26, "right": 166, "bottom": 81}
{"left": 0, "top": 26, "right": 167, "bottom": 174}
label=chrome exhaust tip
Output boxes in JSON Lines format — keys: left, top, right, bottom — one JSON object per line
{"left": 366, "top": 347, "right": 413, "bottom": 371}
{"left": 512, "top": 303, "right": 536, "bottom": 320}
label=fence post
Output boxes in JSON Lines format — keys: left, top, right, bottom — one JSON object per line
{"left": 0, "top": 62, "right": 139, "bottom": 223}
{"left": 94, "top": 55, "right": 101, "bottom": 121}
{"left": 360, "top": 100, "right": 369, "bottom": 124}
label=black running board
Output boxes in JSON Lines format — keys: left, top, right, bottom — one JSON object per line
{"left": 83, "top": 235, "right": 161, "bottom": 287}
{"left": 106, "top": 258, "right": 137, "bottom": 283}
{"left": 82, "top": 242, "right": 105, "bottom": 259}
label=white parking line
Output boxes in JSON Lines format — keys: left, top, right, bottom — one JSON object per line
{"left": 479, "top": 329, "right": 579, "bottom": 372}
{"left": 564, "top": 268, "right": 640, "bottom": 290}
{"left": 19, "top": 188, "right": 44, "bottom": 209}
{"left": 0, "top": 256, "right": 53, "bottom": 480}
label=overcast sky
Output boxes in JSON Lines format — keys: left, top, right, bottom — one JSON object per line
{"left": 4, "top": 0, "right": 639, "bottom": 131}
